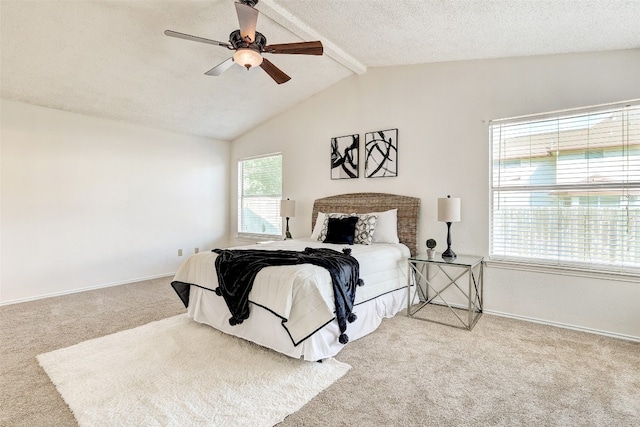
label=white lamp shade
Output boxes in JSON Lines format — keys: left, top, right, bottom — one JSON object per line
{"left": 233, "top": 48, "right": 263, "bottom": 69}
{"left": 280, "top": 199, "right": 296, "bottom": 218}
{"left": 438, "top": 197, "right": 461, "bottom": 223}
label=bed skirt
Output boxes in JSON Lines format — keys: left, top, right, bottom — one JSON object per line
{"left": 187, "top": 284, "right": 415, "bottom": 361}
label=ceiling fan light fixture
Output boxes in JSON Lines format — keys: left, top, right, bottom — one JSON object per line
{"left": 233, "top": 48, "right": 263, "bottom": 70}
{"left": 164, "top": 0, "right": 322, "bottom": 83}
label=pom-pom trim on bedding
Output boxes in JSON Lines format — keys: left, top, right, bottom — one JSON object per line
{"left": 338, "top": 333, "right": 349, "bottom": 344}
{"left": 229, "top": 317, "right": 243, "bottom": 326}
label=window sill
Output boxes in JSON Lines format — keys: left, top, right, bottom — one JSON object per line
{"left": 485, "top": 259, "right": 640, "bottom": 283}
{"left": 236, "top": 233, "right": 282, "bottom": 243}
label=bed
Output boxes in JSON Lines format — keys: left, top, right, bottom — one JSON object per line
{"left": 171, "top": 192, "right": 420, "bottom": 361}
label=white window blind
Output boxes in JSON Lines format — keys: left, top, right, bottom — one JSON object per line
{"left": 490, "top": 101, "right": 640, "bottom": 274}
{"left": 237, "top": 153, "right": 283, "bottom": 238}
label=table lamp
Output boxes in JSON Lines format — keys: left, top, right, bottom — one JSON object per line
{"left": 437, "top": 195, "right": 461, "bottom": 261}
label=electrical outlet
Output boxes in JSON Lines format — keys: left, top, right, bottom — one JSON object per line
{"left": 178, "top": 249, "right": 183, "bottom": 256}
{"left": 194, "top": 247, "right": 199, "bottom": 254}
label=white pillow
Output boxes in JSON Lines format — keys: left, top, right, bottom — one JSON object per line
{"left": 310, "top": 212, "right": 326, "bottom": 240}
{"left": 370, "top": 209, "right": 399, "bottom": 244}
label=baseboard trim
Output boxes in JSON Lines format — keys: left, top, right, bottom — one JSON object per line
{"left": 412, "top": 299, "right": 640, "bottom": 342}
{"left": 0, "top": 273, "right": 175, "bottom": 306}
{"left": 6, "top": 279, "right": 639, "bottom": 343}
{"left": 484, "top": 309, "right": 640, "bottom": 343}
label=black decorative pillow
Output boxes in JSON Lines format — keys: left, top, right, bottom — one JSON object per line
{"left": 323, "top": 216, "right": 358, "bottom": 245}
{"left": 318, "top": 213, "right": 377, "bottom": 245}
{"left": 317, "top": 213, "right": 349, "bottom": 241}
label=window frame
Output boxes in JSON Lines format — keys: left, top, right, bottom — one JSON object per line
{"left": 489, "top": 100, "right": 640, "bottom": 276}
{"left": 237, "top": 152, "right": 283, "bottom": 240}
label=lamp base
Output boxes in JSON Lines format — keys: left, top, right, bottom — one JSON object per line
{"left": 441, "top": 247, "right": 457, "bottom": 261}
{"left": 285, "top": 217, "right": 292, "bottom": 240}
{"left": 442, "top": 221, "right": 456, "bottom": 261}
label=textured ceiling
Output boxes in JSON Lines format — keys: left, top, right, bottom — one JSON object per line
{"left": 2, "top": 0, "right": 640, "bottom": 141}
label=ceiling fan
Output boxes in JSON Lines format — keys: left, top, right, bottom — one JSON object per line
{"left": 164, "top": 0, "right": 324, "bottom": 84}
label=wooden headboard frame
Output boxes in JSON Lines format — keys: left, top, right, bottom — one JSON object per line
{"left": 312, "top": 192, "right": 421, "bottom": 256}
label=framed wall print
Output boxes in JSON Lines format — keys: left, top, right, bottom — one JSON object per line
{"left": 365, "top": 128, "right": 398, "bottom": 178}
{"left": 330, "top": 134, "right": 359, "bottom": 179}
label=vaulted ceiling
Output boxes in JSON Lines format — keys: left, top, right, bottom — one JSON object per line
{"left": 2, "top": 0, "right": 639, "bottom": 141}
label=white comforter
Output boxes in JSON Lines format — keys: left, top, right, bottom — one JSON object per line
{"left": 172, "top": 238, "right": 409, "bottom": 346}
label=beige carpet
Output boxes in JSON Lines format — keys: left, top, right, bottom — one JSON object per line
{"left": 37, "top": 315, "right": 350, "bottom": 427}
{"left": 2, "top": 276, "right": 639, "bottom": 426}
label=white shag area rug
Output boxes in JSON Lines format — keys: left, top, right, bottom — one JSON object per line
{"left": 37, "top": 315, "right": 351, "bottom": 427}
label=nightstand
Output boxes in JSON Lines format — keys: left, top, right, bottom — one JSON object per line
{"left": 407, "top": 254, "right": 484, "bottom": 330}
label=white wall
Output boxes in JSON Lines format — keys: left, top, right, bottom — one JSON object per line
{"left": 230, "top": 49, "right": 640, "bottom": 340}
{"left": 1, "top": 100, "right": 230, "bottom": 303}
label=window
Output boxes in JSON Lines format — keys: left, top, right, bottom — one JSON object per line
{"left": 237, "top": 153, "right": 283, "bottom": 238}
{"left": 490, "top": 101, "right": 640, "bottom": 274}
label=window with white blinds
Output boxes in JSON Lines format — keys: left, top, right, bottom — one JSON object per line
{"left": 237, "top": 153, "right": 283, "bottom": 238}
{"left": 490, "top": 101, "right": 640, "bottom": 274}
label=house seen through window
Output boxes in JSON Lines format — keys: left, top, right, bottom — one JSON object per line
{"left": 237, "top": 153, "right": 283, "bottom": 238}
{"left": 490, "top": 101, "right": 640, "bottom": 274}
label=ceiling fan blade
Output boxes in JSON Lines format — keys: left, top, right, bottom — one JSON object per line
{"left": 260, "top": 58, "right": 291, "bottom": 84}
{"left": 264, "top": 41, "right": 323, "bottom": 56}
{"left": 235, "top": 2, "right": 258, "bottom": 42}
{"left": 204, "top": 57, "right": 235, "bottom": 76}
{"left": 164, "top": 30, "right": 231, "bottom": 49}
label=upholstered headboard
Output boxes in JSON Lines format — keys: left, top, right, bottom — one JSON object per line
{"left": 312, "top": 193, "right": 421, "bottom": 256}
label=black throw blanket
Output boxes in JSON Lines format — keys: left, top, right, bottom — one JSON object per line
{"left": 212, "top": 247, "right": 364, "bottom": 345}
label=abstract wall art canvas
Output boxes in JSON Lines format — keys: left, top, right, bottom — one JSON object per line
{"left": 330, "top": 134, "right": 359, "bottom": 179}
{"left": 365, "top": 128, "right": 398, "bottom": 178}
